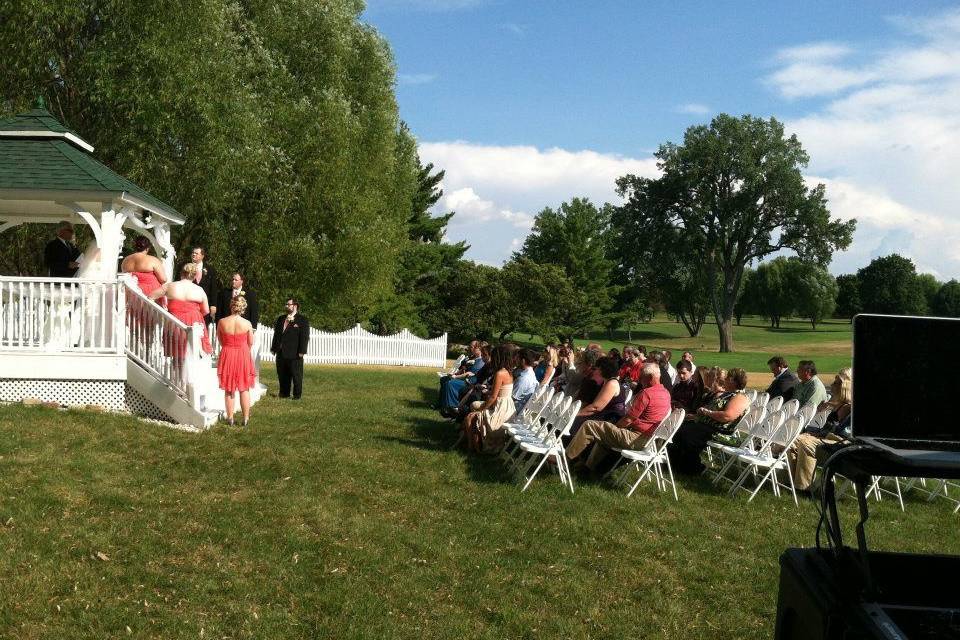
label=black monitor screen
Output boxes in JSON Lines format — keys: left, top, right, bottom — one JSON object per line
{"left": 853, "top": 314, "right": 960, "bottom": 442}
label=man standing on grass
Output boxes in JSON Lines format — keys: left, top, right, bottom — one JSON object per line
{"left": 271, "top": 298, "right": 310, "bottom": 399}
{"left": 765, "top": 355, "right": 798, "bottom": 400}
{"left": 565, "top": 363, "right": 671, "bottom": 472}
{"left": 793, "top": 360, "right": 827, "bottom": 409}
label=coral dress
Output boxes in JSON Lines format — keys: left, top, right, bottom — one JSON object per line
{"left": 131, "top": 271, "right": 165, "bottom": 306}
{"left": 165, "top": 299, "right": 213, "bottom": 357}
{"left": 216, "top": 330, "right": 256, "bottom": 392}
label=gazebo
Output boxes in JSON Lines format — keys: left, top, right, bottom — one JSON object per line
{"left": 0, "top": 99, "right": 257, "bottom": 427}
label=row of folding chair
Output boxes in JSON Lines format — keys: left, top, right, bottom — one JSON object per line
{"left": 499, "top": 385, "right": 581, "bottom": 493}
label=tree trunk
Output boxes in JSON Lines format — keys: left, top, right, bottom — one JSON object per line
{"left": 717, "top": 317, "right": 734, "bottom": 352}
{"left": 498, "top": 328, "right": 512, "bottom": 342}
{"left": 627, "top": 326, "right": 632, "bottom": 341}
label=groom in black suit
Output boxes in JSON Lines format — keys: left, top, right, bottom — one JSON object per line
{"left": 189, "top": 247, "right": 219, "bottom": 324}
{"left": 765, "top": 355, "right": 799, "bottom": 400}
{"left": 271, "top": 298, "right": 310, "bottom": 399}
{"left": 215, "top": 272, "right": 260, "bottom": 326}
{"left": 44, "top": 221, "right": 81, "bottom": 277}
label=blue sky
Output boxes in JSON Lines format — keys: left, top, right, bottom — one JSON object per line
{"left": 363, "top": 1, "right": 960, "bottom": 278}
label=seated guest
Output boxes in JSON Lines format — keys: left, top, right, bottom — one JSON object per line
{"left": 694, "top": 366, "right": 725, "bottom": 410}
{"left": 648, "top": 351, "right": 674, "bottom": 394}
{"left": 564, "top": 346, "right": 602, "bottom": 400}
{"left": 566, "top": 363, "right": 670, "bottom": 472}
{"left": 512, "top": 349, "right": 540, "bottom": 414}
{"left": 670, "top": 360, "right": 702, "bottom": 412}
{"left": 766, "top": 355, "right": 798, "bottom": 400}
{"left": 663, "top": 350, "right": 677, "bottom": 385}
{"left": 787, "top": 367, "right": 853, "bottom": 492}
{"left": 668, "top": 368, "right": 750, "bottom": 474}
{"left": 570, "top": 356, "right": 626, "bottom": 434}
{"left": 608, "top": 348, "right": 623, "bottom": 370}
{"left": 454, "top": 343, "right": 494, "bottom": 417}
{"left": 682, "top": 351, "right": 697, "bottom": 374}
{"left": 794, "top": 360, "right": 828, "bottom": 409}
{"left": 575, "top": 346, "right": 607, "bottom": 405}
{"left": 463, "top": 344, "right": 516, "bottom": 453}
{"left": 617, "top": 347, "right": 643, "bottom": 388}
{"left": 439, "top": 340, "right": 486, "bottom": 417}
{"left": 534, "top": 345, "right": 558, "bottom": 386}
{"left": 636, "top": 345, "right": 647, "bottom": 362}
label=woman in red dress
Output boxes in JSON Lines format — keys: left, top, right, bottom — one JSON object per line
{"left": 216, "top": 296, "right": 256, "bottom": 426}
{"left": 150, "top": 263, "right": 213, "bottom": 358}
{"left": 121, "top": 237, "right": 167, "bottom": 305}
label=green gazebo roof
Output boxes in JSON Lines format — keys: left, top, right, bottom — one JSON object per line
{"left": 0, "top": 101, "right": 183, "bottom": 223}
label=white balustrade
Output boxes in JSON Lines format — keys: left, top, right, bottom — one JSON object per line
{"left": 121, "top": 280, "right": 201, "bottom": 399}
{"left": 0, "top": 276, "right": 121, "bottom": 353}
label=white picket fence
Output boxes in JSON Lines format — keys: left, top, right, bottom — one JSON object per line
{"left": 211, "top": 323, "right": 447, "bottom": 368}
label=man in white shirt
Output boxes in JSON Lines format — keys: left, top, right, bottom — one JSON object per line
{"left": 663, "top": 349, "right": 677, "bottom": 386}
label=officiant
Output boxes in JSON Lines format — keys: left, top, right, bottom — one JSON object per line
{"left": 215, "top": 272, "right": 259, "bottom": 326}
{"left": 44, "top": 221, "right": 81, "bottom": 277}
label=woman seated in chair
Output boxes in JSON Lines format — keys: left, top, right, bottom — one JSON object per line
{"left": 534, "top": 345, "right": 558, "bottom": 386}
{"left": 787, "top": 367, "right": 853, "bottom": 492}
{"left": 463, "top": 344, "right": 516, "bottom": 453}
{"left": 667, "top": 368, "right": 750, "bottom": 475}
{"left": 569, "top": 356, "right": 626, "bottom": 435}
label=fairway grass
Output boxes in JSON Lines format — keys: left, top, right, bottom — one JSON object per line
{"left": 0, "top": 366, "right": 954, "bottom": 639}
{"left": 507, "top": 315, "right": 854, "bottom": 375}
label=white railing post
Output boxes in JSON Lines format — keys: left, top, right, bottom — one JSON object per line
{"left": 184, "top": 323, "right": 204, "bottom": 410}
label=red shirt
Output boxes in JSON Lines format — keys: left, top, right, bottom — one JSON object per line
{"left": 624, "top": 382, "right": 671, "bottom": 435}
{"left": 618, "top": 360, "right": 644, "bottom": 382}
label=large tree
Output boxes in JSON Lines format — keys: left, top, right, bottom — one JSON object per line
{"left": 932, "top": 280, "right": 960, "bottom": 318}
{"left": 789, "top": 260, "right": 838, "bottom": 329}
{"left": 0, "top": 0, "right": 418, "bottom": 329}
{"left": 752, "top": 257, "right": 794, "bottom": 329}
{"left": 834, "top": 273, "right": 862, "bottom": 320}
{"left": 857, "top": 254, "right": 927, "bottom": 316}
{"left": 517, "top": 198, "right": 619, "bottom": 338}
{"left": 615, "top": 114, "right": 855, "bottom": 351}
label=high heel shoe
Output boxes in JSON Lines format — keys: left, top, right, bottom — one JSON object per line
{"left": 242, "top": 417, "right": 249, "bottom": 427}
{"left": 228, "top": 418, "right": 235, "bottom": 427}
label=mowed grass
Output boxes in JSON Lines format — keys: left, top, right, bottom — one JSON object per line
{"left": 508, "top": 315, "right": 854, "bottom": 375}
{"left": 0, "top": 366, "right": 955, "bottom": 639}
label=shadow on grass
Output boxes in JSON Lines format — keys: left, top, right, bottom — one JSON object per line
{"left": 380, "top": 415, "right": 514, "bottom": 485}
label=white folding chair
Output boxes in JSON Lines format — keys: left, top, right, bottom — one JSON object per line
{"left": 438, "top": 354, "right": 465, "bottom": 377}
{"left": 706, "top": 404, "right": 766, "bottom": 481}
{"left": 764, "top": 395, "right": 783, "bottom": 414}
{"left": 798, "top": 403, "right": 817, "bottom": 426}
{"left": 744, "top": 389, "right": 757, "bottom": 403}
{"left": 504, "top": 394, "right": 571, "bottom": 473}
{"left": 517, "top": 400, "right": 581, "bottom": 493}
{"left": 728, "top": 413, "right": 806, "bottom": 505}
{"left": 780, "top": 398, "right": 800, "bottom": 417}
{"left": 710, "top": 408, "right": 781, "bottom": 486}
{"left": 611, "top": 409, "right": 686, "bottom": 500}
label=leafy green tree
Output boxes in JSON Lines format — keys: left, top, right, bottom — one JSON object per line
{"left": 734, "top": 268, "right": 756, "bottom": 325}
{"left": 499, "top": 258, "right": 575, "bottom": 342}
{"left": 789, "top": 261, "right": 838, "bottom": 329}
{"left": 834, "top": 274, "right": 862, "bottom": 320}
{"left": 916, "top": 273, "right": 940, "bottom": 315}
{"left": 1, "top": 0, "right": 418, "bottom": 329}
{"left": 752, "top": 258, "right": 794, "bottom": 328}
{"left": 857, "top": 254, "right": 926, "bottom": 315}
{"left": 932, "top": 280, "right": 960, "bottom": 318}
{"left": 615, "top": 114, "right": 855, "bottom": 351}
{"left": 517, "top": 198, "right": 619, "bottom": 337}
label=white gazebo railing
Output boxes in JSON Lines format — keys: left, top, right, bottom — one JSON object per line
{"left": 122, "top": 280, "right": 203, "bottom": 400}
{"left": 0, "top": 276, "right": 123, "bottom": 353}
{"left": 211, "top": 323, "right": 447, "bottom": 368}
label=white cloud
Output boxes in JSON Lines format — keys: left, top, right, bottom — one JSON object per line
{"left": 770, "top": 7, "right": 960, "bottom": 278}
{"left": 418, "top": 142, "right": 658, "bottom": 265}
{"left": 397, "top": 72, "right": 438, "bottom": 86}
{"left": 501, "top": 22, "right": 525, "bottom": 36}
{"left": 676, "top": 103, "right": 711, "bottom": 115}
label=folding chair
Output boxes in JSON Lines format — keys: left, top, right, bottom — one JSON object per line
{"left": 744, "top": 389, "right": 757, "bottom": 403}
{"left": 764, "top": 395, "right": 783, "bottom": 414}
{"left": 728, "top": 413, "right": 806, "bottom": 505}
{"left": 798, "top": 403, "right": 817, "bottom": 426}
{"left": 438, "top": 354, "right": 466, "bottom": 377}
{"left": 710, "top": 408, "right": 782, "bottom": 486}
{"left": 753, "top": 392, "right": 769, "bottom": 408}
{"left": 517, "top": 400, "right": 581, "bottom": 493}
{"left": 780, "top": 398, "right": 800, "bottom": 417}
{"left": 611, "top": 409, "right": 686, "bottom": 500}
{"left": 705, "top": 404, "right": 766, "bottom": 481}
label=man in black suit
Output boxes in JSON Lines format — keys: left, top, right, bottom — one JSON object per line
{"left": 189, "top": 247, "right": 219, "bottom": 324}
{"left": 765, "top": 355, "right": 799, "bottom": 400}
{"left": 215, "top": 272, "right": 259, "bottom": 326}
{"left": 44, "top": 221, "right": 81, "bottom": 277}
{"left": 271, "top": 298, "right": 310, "bottom": 399}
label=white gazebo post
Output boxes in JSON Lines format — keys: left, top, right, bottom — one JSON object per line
{"left": 152, "top": 220, "right": 175, "bottom": 282}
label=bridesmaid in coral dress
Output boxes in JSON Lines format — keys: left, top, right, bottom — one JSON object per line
{"left": 216, "top": 296, "right": 256, "bottom": 426}
{"left": 150, "top": 263, "right": 213, "bottom": 357}
{"left": 121, "top": 237, "right": 167, "bottom": 305}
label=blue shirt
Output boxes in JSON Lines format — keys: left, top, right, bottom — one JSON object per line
{"left": 466, "top": 357, "right": 485, "bottom": 384}
{"left": 512, "top": 367, "right": 539, "bottom": 413}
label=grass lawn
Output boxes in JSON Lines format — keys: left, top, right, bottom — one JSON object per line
{"left": 1, "top": 365, "right": 955, "bottom": 639}
{"left": 507, "top": 315, "right": 853, "bottom": 375}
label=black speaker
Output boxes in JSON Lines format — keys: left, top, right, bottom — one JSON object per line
{"left": 776, "top": 548, "right": 960, "bottom": 640}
